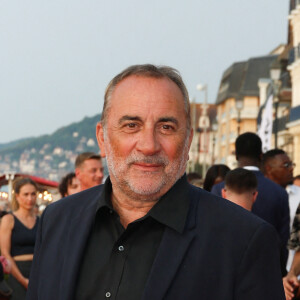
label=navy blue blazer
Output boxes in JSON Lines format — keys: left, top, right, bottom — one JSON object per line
{"left": 211, "top": 170, "right": 290, "bottom": 264}
{"left": 27, "top": 180, "right": 285, "bottom": 300}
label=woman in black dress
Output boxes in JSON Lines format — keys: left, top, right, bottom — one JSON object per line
{"left": 0, "top": 178, "right": 39, "bottom": 300}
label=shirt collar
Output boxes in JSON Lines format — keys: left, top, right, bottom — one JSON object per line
{"left": 243, "top": 166, "right": 260, "bottom": 171}
{"left": 287, "top": 184, "right": 300, "bottom": 194}
{"left": 147, "top": 174, "right": 190, "bottom": 234}
{"left": 96, "top": 175, "right": 190, "bottom": 234}
{"left": 96, "top": 177, "right": 113, "bottom": 211}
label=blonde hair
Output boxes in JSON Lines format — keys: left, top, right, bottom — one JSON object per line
{"left": 12, "top": 177, "right": 38, "bottom": 211}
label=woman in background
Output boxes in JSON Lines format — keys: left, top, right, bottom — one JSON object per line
{"left": 203, "top": 164, "right": 230, "bottom": 192}
{"left": 0, "top": 177, "right": 39, "bottom": 300}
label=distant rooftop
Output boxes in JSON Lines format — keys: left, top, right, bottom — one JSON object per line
{"left": 290, "top": 0, "right": 300, "bottom": 13}
{"left": 216, "top": 54, "right": 278, "bottom": 104}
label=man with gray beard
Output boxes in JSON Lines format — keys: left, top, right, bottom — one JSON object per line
{"left": 27, "top": 64, "right": 285, "bottom": 300}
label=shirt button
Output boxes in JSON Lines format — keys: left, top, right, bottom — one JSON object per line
{"left": 118, "top": 245, "right": 124, "bottom": 252}
{"left": 105, "top": 292, "right": 111, "bottom": 298}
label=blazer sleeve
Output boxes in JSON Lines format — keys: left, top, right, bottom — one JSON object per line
{"left": 234, "top": 222, "right": 285, "bottom": 300}
{"left": 26, "top": 206, "right": 46, "bottom": 300}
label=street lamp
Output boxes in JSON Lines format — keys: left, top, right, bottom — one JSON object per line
{"left": 235, "top": 98, "right": 243, "bottom": 136}
{"left": 5, "top": 172, "right": 15, "bottom": 202}
{"left": 270, "top": 67, "right": 282, "bottom": 148}
{"left": 190, "top": 97, "right": 197, "bottom": 172}
{"left": 212, "top": 122, "right": 218, "bottom": 164}
{"left": 196, "top": 84, "right": 208, "bottom": 179}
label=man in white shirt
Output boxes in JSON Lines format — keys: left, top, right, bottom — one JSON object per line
{"left": 262, "top": 149, "right": 299, "bottom": 270}
{"left": 262, "top": 149, "right": 300, "bottom": 300}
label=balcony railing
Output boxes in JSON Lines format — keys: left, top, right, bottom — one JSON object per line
{"left": 290, "top": 0, "right": 300, "bottom": 12}
{"left": 288, "top": 44, "right": 300, "bottom": 65}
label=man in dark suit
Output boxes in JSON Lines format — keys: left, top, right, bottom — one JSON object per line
{"left": 211, "top": 132, "right": 290, "bottom": 275}
{"left": 221, "top": 168, "right": 258, "bottom": 211}
{"left": 262, "top": 149, "right": 300, "bottom": 299}
{"left": 27, "top": 65, "right": 285, "bottom": 300}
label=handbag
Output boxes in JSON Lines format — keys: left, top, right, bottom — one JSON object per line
{"left": 0, "top": 280, "right": 12, "bottom": 300}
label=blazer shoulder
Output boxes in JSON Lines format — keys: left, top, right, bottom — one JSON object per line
{"left": 258, "top": 176, "right": 288, "bottom": 198}
{"left": 189, "top": 184, "right": 269, "bottom": 231}
{"left": 44, "top": 184, "right": 105, "bottom": 218}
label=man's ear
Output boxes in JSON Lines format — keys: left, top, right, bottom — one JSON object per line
{"left": 221, "top": 188, "right": 227, "bottom": 199}
{"left": 96, "top": 122, "right": 106, "bottom": 158}
{"left": 252, "top": 191, "right": 258, "bottom": 203}
{"left": 187, "top": 128, "right": 194, "bottom": 151}
{"left": 263, "top": 163, "right": 271, "bottom": 176}
{"left": 75, "top": 167, "right": 80, "bottom": 180}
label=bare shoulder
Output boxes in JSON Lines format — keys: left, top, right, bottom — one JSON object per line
{"left": 0, "top": 214, "right": 14, "bottom": 229}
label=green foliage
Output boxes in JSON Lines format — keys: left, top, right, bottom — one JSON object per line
{"left": 0, "top": 114, "right": 101, "bottom": 161}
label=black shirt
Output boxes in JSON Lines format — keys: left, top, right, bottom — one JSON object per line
{"left": 11, "top": 214, "right": 39, "bottom": 256}
{"left": 75, "top": 175, "right": 190, "bottom": 300}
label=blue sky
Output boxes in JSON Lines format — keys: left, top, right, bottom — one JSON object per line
{"left": 0, "top": 1, "right": 289, "bottom": 143}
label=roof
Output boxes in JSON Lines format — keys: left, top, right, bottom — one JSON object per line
{"left": 0, "top": 173, "right": 58, "bottom": 189}
{"left": 216, "top": 62, "right": 246, "bottom": 104}
{"left": 216, "top": 55, "right": 279, "bottom": 104}
{"left": 290, "top": 0, "right": 299, "bottom": 13}
{"left": 241, "top": 55, "right": 278, "bottom": 95}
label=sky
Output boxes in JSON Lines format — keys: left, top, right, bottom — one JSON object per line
{"left": 0, "top": 0, "right": 289, "bottom": 144}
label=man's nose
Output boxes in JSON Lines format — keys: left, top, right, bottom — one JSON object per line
{"left": 96, "top": 169, "right": 104, "bottom": 178}
{"left": 136, "top": 128, "right": 160, "bottom": 155}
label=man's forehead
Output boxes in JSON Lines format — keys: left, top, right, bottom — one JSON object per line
{"left": 105, "top": 75, "right": 189, "bottom": 126}
{"left": 271, "top": 154, "right": 290, "bottom": 166}
{"left": 276, "top": 154, "right": 290, "bottom": 162}
{"left": 83, "top": 158, "right": 102, "bottom": 167}
{"left": 110, "top": 75, "right": 183, "bottom": 102}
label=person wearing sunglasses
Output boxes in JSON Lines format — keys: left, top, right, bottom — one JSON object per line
{"left": 263, "top": 149, "right": 295, "bottom": 189}
{"left": 263, "top": 149, "right": 300, "bottom": 300}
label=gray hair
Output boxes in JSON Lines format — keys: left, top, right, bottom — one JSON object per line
{"left": 100, "top": 64, "right": 191, "bottom": 128}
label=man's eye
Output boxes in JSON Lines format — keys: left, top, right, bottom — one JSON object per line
{"left": 124, "top": 123, "right": 139, "bottom": 130}
{"left": 120, "top": 122, "right": 140, "bottom": 132}
{"left": 162, "top": 124, "right": 173, "bottom": 130}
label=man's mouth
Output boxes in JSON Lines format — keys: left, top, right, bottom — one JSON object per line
{"left": 132, "top": 162, "right": 163, "bottom": 171}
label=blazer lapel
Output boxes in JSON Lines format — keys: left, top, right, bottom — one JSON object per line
{"left": 58, "top": 189, "right": 103, "bottom": 300}
{"left": 142, "top": 193, "right": 198, "bottom": 300}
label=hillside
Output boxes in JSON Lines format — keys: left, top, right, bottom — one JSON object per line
{"left": 0, "top": 137, "right": 33, "bottom": 151}
{"left": 0, "top": 114, "right": 102, "bottom": 182}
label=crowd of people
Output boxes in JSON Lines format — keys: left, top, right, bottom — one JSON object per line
{"left": 0, "top": 151, "right": 104, "bottom": 299}
{"left": 200, "top": 133, "right": 300, "bottom": 300}
{"left": 58, "top": 151, "right": 104, "bottom": 198}
{"left": 1, "top": 64, "right": 300, "bottom": 299}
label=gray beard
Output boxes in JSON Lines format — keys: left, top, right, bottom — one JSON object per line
{"left": 105, "top": 138, "right": 189, "bottom": 200}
